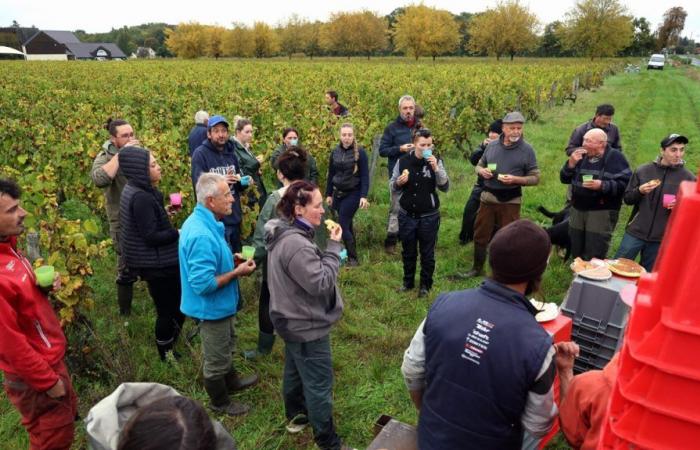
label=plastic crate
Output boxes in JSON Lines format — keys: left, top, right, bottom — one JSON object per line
{"left": 562, "top": 277, "right": 632, "bottom": 373}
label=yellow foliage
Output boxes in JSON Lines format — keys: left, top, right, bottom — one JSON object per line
{"left": 394, "top": 4, "right": 461, "bottom": 60}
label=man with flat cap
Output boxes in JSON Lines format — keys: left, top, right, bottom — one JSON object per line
{"left": 401, "top": 219, "right": 579, "bottom": 450}
{"left": 460, "top": 111, "right": 540, "bottom": 279}
{"left": 614, "top": 133, "right": 696, "bottom": 271}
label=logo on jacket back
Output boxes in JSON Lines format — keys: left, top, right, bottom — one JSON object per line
{"left": 462, "top": 318, "right": 494, "bottom": 366}
{"left": 5, "top": 260, "right": 16, "bottom": 272}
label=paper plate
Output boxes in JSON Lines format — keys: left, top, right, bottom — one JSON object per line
{"left": 577, "top": 266, "right": 613, "bottom": 281}
{"left": 530, "top": 299, "right": 559, "bottom": 322}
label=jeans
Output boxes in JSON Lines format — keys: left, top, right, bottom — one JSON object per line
{"left": 398, "top": 211, "right": 440, "bottom": 289}
{"left": 614, "top": 232, "right": 660, "bottom": 272}
{"left": 332, "top": 190, "right": 361, "bottom": 243}
{"left": 283, "top": 335, "right": 341, "bottom": 450}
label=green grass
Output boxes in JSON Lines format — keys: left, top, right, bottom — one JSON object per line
{"left": 2, "top": 65, "right": 699, "bottom": 450}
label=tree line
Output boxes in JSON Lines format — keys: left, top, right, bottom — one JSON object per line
{"left": 68, "top": 1, "right": 691, "bottom": 60}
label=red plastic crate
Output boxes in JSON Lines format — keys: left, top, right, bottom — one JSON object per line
{"left": 598, "top": 177, "right": 700, "bottom": 450}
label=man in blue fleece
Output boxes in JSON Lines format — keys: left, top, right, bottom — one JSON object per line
{"left": 179, "top": 172, "right": 258, "bottom": 416}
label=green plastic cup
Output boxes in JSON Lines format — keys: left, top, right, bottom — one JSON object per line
{"left": 582, "top": 175, "right": 594, "bottom": 182}
{"left": 241, "top": 246, "right": 255, "bottom": 260}
{"left": 35, "top": 265, "right": 55, "bottom": 288}
{"left": 487, "top": 163, "right": 497, "bottom": 171}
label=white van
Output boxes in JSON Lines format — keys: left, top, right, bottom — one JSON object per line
{"left": 647, "top": 54, "right": 665, "bottom": 70}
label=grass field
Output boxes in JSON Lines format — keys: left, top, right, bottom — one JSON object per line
{"left": 1, "top": 61, "right": 699, "bottom": 450}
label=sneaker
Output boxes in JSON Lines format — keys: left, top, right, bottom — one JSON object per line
{"left": 286, "top": 414, "right": 309, "bottom": 434}
{"left": 396, "top": 285, "right": 414, "bottom": 293}
{"left": 418, "top": 287, "right": 430, "bottom": 297}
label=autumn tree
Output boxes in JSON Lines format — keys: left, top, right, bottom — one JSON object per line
{"left": 559, "top": 0, "right": 634, "bottom": 58}
{"left": 205, "top": 26, "right": 226, "bottom": 59}
{"left": 222, "top": 23, "right": 254, "bottom": 58}
{"left": 621, "top": 17, "right": 656, "bottom": 56}
{"left": 469, "top": 1, "right": 539, "bottom": 60}
{"left": 321, "top": 11, "right": 387, "bottom": 59}
{"left": 393, "top": 4, "right": 461, "bottom": 60}
{"left": 656, "top": 7, "right": 687, "bottom": 51}
{"left": 251, "top": 22, "right": 279, "bottom": 58}
{"left": 300, "top": 21, "right": 323, "bottom": 58}
{"left": 165, "top": 22, "right": 208, "bottom": 58}
{"left": 278, "top": 14, "right": 307, "bottom": 58}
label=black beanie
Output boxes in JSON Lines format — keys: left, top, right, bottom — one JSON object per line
{"left": 489, "top": 219, "right": 551, "bottom": 284}
{"left": 488, "top": 119, "right": 503, "bottom": 135}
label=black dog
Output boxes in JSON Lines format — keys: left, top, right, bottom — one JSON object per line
{"left": 538, "top": 205, "right": 571, "bottom": 260}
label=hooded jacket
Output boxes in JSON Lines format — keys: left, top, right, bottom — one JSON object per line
{"left": 85, "top": 382, "right": 236, "bottom": 450}
{"left": 0, "top": 236, "right": 67, "bottom": 391}
{"left": 118, "top": 147, "right": 179, "bottom": 271}
{"left": 265, "top": 218, "right": 343, "bottom": 343}
{"left": 191, "top": 139, "right": 244, "bottom": 227}
{"left": 623, "top": 157, "right": 696, "bottom": 242}
{"left": 91, "top": 140, "right": 127, "bottom": 234}
{"left": 231, "top": 138, "right": 267, "bottom": 209}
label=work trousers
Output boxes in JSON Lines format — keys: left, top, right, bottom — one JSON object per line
{"left": 398, "top": 211, "right": 440, "bottom": 290}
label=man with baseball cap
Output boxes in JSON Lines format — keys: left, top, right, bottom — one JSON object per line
{"left": 401, "top": 219, "right": 579, "bottom": 449}
{"left": 614, "top": 134, "right": 696, "bottom": 271}
{"left": 191, "top": 115, "right": 247, "bottom": 253}
{"left": 459, "top": 111, "right": 540, "bottom": 279}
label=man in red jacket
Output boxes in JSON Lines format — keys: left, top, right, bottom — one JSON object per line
{"left": 0, "top": 179, "right": 77, "bottom": 450}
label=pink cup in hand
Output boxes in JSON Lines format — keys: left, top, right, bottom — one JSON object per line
{"left": 663, "top": 194, "right": 676, "bottom": 208}
{"left": 169, "top": 192, "right": 182, "bottom": 207}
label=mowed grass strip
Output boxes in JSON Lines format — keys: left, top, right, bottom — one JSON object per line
{"left": 1, "top": 64, "right": 699, "bottom": 450}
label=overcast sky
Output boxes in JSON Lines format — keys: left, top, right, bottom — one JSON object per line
{"left": 2, "top": 0, "right": 698, "bottom": 40}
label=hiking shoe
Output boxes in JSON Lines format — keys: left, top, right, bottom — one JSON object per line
{"left": 286, "top": 414, "right": 309, "bottom": 434}
{"left": 210, "top": 401, "right": 250, "bottom": 417}
{"left": 418, "top": 287, "right": 430, "bottom": 297}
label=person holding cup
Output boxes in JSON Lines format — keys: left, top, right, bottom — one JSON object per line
{"left": 0, "top": 178, "right": 78, "bottom": 449}
{"left": 459, "top": 112, "right": 540, "bottom": 279}
{"left": 614, "top": 134, "right": 696, "bottom": 271}
{"left": 325, "top": 123, "right": 370, "bottom": 266}
{"left": 560, "top": 128, "right": 631, "bottom": 260}
{"left": 118, "top": 147, "right": 185, "bottom": 361}
{"left": 231, "top": 116, "right": 267, "bottom": 211}
{"left": 269, "top": 127, "right": 319, "bottom": 188}
{"left": 391, "top": 128, "right": 449, "bottom": 297}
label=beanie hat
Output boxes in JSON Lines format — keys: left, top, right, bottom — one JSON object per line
{"left": 489, "top": 219, "right": 551, "bottom": 284}
{"left": 488, "top": 119, "right": 503, "bottom": 135}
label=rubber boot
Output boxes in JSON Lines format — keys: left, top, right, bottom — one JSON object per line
{"left": 344, "top": 238, "right": 359, "bottom": 266}
{"left": 203, "top": 377, "right": 250, "bottom": 416}
{"left": 223, "top": 367, "right": 259, "bottom": 393}
{"left": 451, "top": 245, "right": 487, "bottom": 280}
{"left": 242, "top": 332, "right": 275, "bottom": 359}
{"left": 117, "top": 283, "right": 133, "bottom": 316}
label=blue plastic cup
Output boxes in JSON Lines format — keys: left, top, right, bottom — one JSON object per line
{"left": 240, "top": 175, "right": 251, "bottom": 186}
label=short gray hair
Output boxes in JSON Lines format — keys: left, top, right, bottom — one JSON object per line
{"left": 398, "top": 95, "right": 415, "bottom": 109}
{"left": 196, "top": 173, "right": 225, "bottom": 204}
{"left": 194, "top": 110, "right": 209, "bottom": 125}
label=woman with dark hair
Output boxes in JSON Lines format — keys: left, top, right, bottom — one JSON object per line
{"left": 86, "top": 382, "right": 236, "bottom": 450}
{"left": 231, "top": 117, "right": 267, "bottom": 210}
{"left": 391, "top": 128, "right": 450, "bottom": 297}
{"left": 270, "top": 127, "right": 319, "bottom": 187}
{"left": 325, "top": 123, "right": 369, "bottom": 266}
{"left": 243, "top": 148, "right": 309, "bottom": 359}
{"left": 118, "top": 147, "right": 185, "bottom": 360}
{"left": 265, "top": 180, "right": 350, "bottom": 450}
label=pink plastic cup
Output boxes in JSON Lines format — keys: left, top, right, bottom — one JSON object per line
{"left": 169, "top": 192, "right": 182, "bottom": 207}
{"left": 663, "top": 194, "right": 676, "bottom": 208}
